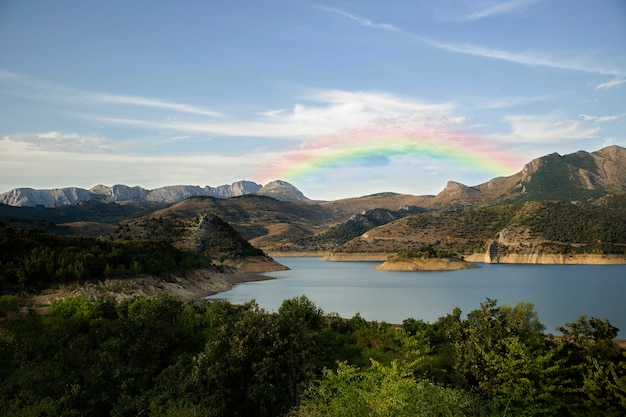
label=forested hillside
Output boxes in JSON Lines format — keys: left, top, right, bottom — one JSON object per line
{"left": 333, "top": 193, "right": 626, "bottom": 257}
{"left": 292, "top": 206, "right": 427, "bottom": 251}
{"left": 0, "top": 223, "right": 214, "bottom": 294}
{"left": 0, "top": 295, "right": 624, "bottom": 416}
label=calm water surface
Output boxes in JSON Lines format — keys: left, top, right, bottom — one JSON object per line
{"left": 207, "top": 257, "right": 626, "bottom": 335}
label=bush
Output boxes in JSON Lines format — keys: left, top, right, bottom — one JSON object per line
{"left": 0, "top": 295, "right": 20, "bottom": 317}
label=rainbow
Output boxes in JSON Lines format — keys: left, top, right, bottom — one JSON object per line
{"left": 258, "top": 124, "right": 523, "bottom": 183}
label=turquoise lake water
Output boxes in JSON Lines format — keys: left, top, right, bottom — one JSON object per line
{"left": 207, "top": 257, "right": 626, "bottom": 335}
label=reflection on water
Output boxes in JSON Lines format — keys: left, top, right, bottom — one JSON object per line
{"left": 206, "top": 257, "right": 626, "bottom": 335}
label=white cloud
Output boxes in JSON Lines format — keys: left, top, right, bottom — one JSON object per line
{"left": 500, "top": 114, "right": 600, "bottom": 143}
{"left": 3, "top": 132, "right": 113, "bottom": 153}
{"left": 1, "top": 70, "right": 464, "bottom": 142}
{"left": 257, "top": 109, "right": 286, "bottom": 117}
{"left": 307, "top": 89, "right": 455, "bottom": 115}
{"left": 0, "top": 136, "right": 271, "bottom": 192}
{"left": 579, "top": 113, "right": 626, "bottom": 123}
{"left": 596, "top": 78, "right": 626, "bottom": 90}
{"left": 91, "top": 89, "right": 463, "bottom": 139}
{"left": 579, "top": 114, "right": 596, "bottom": 122}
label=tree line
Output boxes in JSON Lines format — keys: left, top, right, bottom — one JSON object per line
{"left": 0, "top": 223, "right": 213, "bottom": 294}
{"left": 0, "top": 295, "right": 624, "bottom": 416}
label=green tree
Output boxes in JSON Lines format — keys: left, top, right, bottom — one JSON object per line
{"left": 553, "top": 316, "right": 626, "bottom": 415}
{"left": 291, "top": 360, "right": 486, "bottom": 417}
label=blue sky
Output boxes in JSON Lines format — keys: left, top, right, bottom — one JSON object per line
{"left": 0, "top": 0, "right": 624, "bottom": 200}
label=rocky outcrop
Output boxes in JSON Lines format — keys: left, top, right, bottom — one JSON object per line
{"left": 486, "top": 241, "right": 500, "bottom": 263}
{"left": 428, "top": 181, "right": 483, "bottom": 208}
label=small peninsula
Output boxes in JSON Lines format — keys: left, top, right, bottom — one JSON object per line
{"left": 373, "top": 256, "right": 479, "bottom": 271}
{"left": 371, "top": 247, "right": 479, "bottom": 271}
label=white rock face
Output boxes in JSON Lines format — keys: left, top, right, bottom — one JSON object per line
{"left": 257, "top": 180, "right": 309, "bottom": 201}
{"left": 0, "top": 180, "right": 299, "bottom": 207}
{"left": 90, "top": 184, "right": 149, "bottom": 201}
{"left": 0, "top": 187, "right": 94, "bottom": 207}
{"left": 211, "top": 180, "right": 262, "bottom": 198}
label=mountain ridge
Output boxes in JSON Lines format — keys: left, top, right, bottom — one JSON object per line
{"left": 2, "top": 145, "right": 626, "bottom": 261}
{"left": 5, "top": 145, "right": 624, "bottom": 209}
{"left": 0, "top": 180, "right": 309, "bottom": 207}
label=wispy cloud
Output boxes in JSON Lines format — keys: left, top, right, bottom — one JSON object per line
{"left": 473, "top": 94, "right": 555, "bottom": 110}
{"left": 318, "top": 7, "right": 400, "bottom": 32}
{"left": 419, "top": 39, "right": 622, "bottom": 76}
{"left": 2, "top": 70, "right": 464, "bottom": 142}
{"left": 92, "top": 94, "right": 225, "bottom": 118}
{"left": 0, "top": 70, "right": 225, "bottom": 118}
{"left": 579, "top": 113, "right": 626, "bottom": 123}
{"left": 320, "top": 8, "right": 623, "bottom": 76}
{"left": 595, "top": 78, "right": 626, "bottom": 90}
{"left": 91, "top": 89, "right": 462, "bottom": 139}
{"left": 457, "top": 0, "right": 540, "bottom": 21}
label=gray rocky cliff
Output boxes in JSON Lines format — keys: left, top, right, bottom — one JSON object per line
{"left": 0, "top": 187, "right": 94, "bottom": 207}
{"left": 0, "top": 180, "right": 294, "bottom": 207}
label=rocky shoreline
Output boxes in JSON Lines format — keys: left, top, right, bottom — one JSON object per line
{"left": 23, "top": 269, "right": 276, "bottom": 313}
{"left": 464, "top": 253, "right": 626, "bottom": 264}
{"left": 23, "top": 256, "right": 287, "bottom": 312}
{"left": 272, "top": 250, "right": 626, "bottom": 266}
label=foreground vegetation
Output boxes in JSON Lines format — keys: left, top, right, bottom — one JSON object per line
{"left": 0, "top": 295, "right": 624, "bottom": 416}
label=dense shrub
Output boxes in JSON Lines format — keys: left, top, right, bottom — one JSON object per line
{"left": 0, "top": 295, "right": 624, "bottom": 416}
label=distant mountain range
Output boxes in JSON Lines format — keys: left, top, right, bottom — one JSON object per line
{"left": 2, "top": 145, "right": 626, "bottom": 209}
{"left": 0, "top": 179, "right": 309, "bottom": 207}
{"left": 1, "top": 145, "right": 626, "bottom": 262}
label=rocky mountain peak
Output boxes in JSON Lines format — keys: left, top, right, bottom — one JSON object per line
{"left": 427, "top": 181, "right": 483, "bottom": 209}
{"left": 441, "top": 181, "right": 479, "bottom": 195}
{"left": 257, "top": 180, "right": 310, "bottom": 201}
{"left": 521, "top": 152, "right": 561, "bottom": 179}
